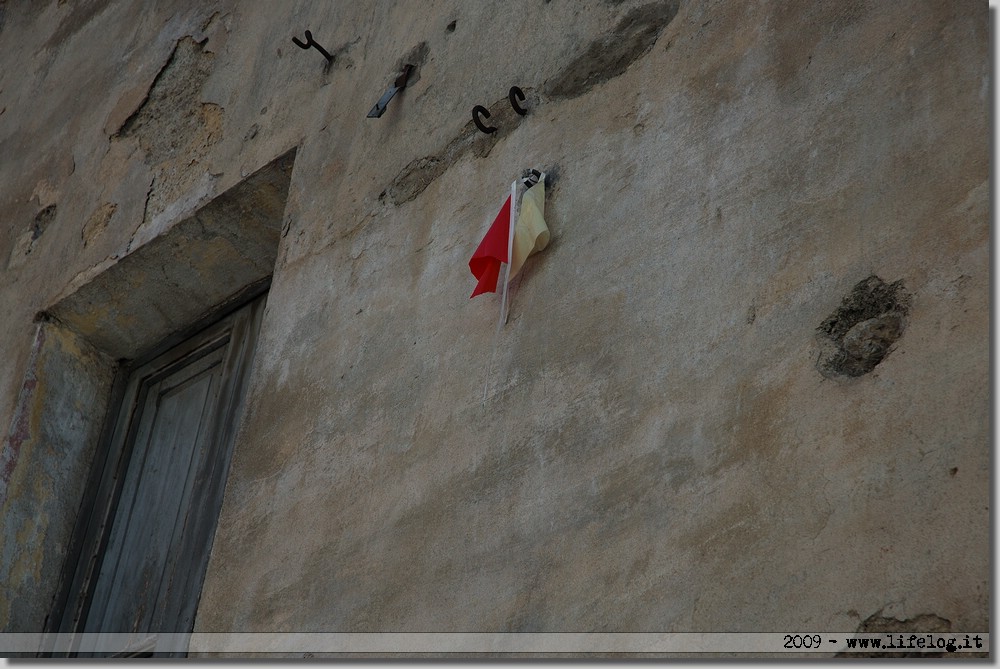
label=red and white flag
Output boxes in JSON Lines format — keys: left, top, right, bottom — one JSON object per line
{"left": 469, "top": 176, "right": 550, "bottom": 301}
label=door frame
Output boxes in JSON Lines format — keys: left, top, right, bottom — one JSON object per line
{"left": 46, "top": 290, "right": 267, "bottom": 656}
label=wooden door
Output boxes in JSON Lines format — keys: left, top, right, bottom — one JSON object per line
{"left": 55, "top": 295, "right": 265, "bottom": 656}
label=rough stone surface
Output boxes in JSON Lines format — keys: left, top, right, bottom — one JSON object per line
{"left": 81, "top": 203, "right": 117, "bottom": 248}
{"left": 0, "top": 325, "right": 114, "bottom": 631}
{"left": 816, "top": 275, "right": 910, "bottom": 378}
{"left": 115, "top": 34, "right": 224, "bottom": 225}
{"left": 0, "top": 0, "right": 988, "bottom": 657}
{"left": 45, "top": 151, "right": 292, "bottom": 360}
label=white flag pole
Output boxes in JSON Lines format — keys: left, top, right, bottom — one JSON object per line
{"left": 498, "top": 179, "right": 518, "bottom": 328}
{"left": 482, "top": 180, "right": 519, "bottom": 405}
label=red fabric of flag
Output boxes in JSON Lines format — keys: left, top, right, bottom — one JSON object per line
{"left": 468, "top": 194, "right": 512, "bottom": 298}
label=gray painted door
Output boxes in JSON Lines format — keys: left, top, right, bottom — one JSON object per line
{"left": 61, "top": 296, "right": 265, "bottom": 655}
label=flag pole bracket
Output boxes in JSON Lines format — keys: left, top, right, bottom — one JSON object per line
{"left": 367, "top": 64, "right": 415, "bottom": 118}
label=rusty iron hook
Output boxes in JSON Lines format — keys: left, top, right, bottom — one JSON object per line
{"left": 509, "top": 86, "right": 527, "bottom": 115}
{"left": 292, "top": 30, "right": 334, "bottom": 63}
{"left": 472, "top": 105, "right": 496, "bottom": 134}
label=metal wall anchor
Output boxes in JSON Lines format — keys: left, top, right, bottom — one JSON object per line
{"left": 367, "top": 64, "right": 414, "bottom": 118}
{"left": 471, "top": 105, "right": 497, "bottom": 134}
{"left": 472, "top": 86, "right": 529, "bottom": 134}
{"left": 292, "top": 30, "right": 334, "bottom": 63}
{"left": 508, "top": 86, "right": 527, "bottom": 115}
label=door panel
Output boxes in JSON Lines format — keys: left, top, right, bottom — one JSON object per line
{"left": 86, "top": 346, "right": 226, "bottom": 634}
{"left": 55, "top": 295, "right": 266, "bottom": 656}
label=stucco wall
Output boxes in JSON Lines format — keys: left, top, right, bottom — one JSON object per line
{"left": 0, "top": 0, "right": 988, "bottom": 652}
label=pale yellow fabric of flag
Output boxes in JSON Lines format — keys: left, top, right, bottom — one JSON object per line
{"left": 509, "top": 176, "right": 550, "bottom": 279}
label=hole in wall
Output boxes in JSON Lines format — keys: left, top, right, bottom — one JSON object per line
{"left": 32, "top": 205, "right": 57, "bottom": 242}
{"left": 816, "top": 275, "right": 910, "bottom": 379}
{"left": 7, "top": 204, "right": 58, "bottom": 269}
{"left": 395, "top": 41, "right": 429, "bottom": 87}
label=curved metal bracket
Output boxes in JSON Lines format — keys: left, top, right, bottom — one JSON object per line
{"left": 292, "top": 30, "right": 334, "bottom": 63}
{"left": 508, "top": 86, "right": 527, "bottom": 116}
{"left": 472, "top": 105, "right": 497, "bottom": 134}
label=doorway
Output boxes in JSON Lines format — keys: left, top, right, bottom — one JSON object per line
{"left": 54, "top": 294, "right": 265, "bottom": 656}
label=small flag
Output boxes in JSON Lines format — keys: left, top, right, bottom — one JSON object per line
{"left": 468, "top": 194, "right": 512, "bottom": 298}
{"left": 469, "top": 176, "right": 550, "bottom": 299}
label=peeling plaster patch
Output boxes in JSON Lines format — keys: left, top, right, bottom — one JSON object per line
{"left": 31, "top": 179, "right": 60, "bottom": 208}
{"left": 81, "top": 202, "right": 117, "bottom": 247}
{"left": 816, "top": 275, "right": 910, "bottom": 379}
{"left": 544, "top": 0, "right": 680, "bottom": 99}
{"left": 0, "top": 325, "right": 45, "bottom": 507}
{"left": 115, "top": 37, "right": 216, "bottom": 158}
{"left": 7, "top": 205, "right": 57, "bottom": 270}
{"left": 113, "top": 36, "right": 223, "bottom": 225}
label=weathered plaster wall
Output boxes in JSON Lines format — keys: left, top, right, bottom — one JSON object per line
{"left": 0, "top": 0, "right": 988, "bottom": 652}
{"left": 0, "top": 324, "right": 113, "bottom": 631}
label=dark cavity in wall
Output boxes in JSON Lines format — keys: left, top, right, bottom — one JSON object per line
{"left": 396, "top": 41, "right": 429, "bottom": 87}
{"left": 32, "top": 205, "right": 57, "bottom": 242}
{"left": 544, "top": 0, "right": 680, "bottom": 99}
{"left": 9, "top": 204, "right": 58, "bottom": 265}
{"left": 6, "top": 205, "right": 57, "bottom": 269}
{"left": 816, "top": 275, "right": 910, "bottom": 379}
